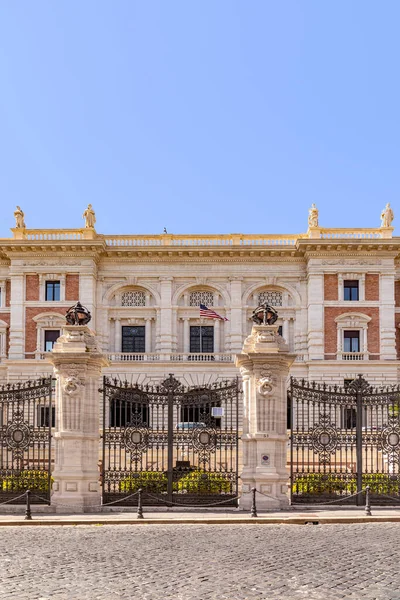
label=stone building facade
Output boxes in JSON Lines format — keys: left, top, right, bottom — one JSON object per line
{"left": 0, "top": 205, "right": 399, "bottom": 393}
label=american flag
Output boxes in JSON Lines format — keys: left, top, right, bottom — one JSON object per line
{"left": 199, "top": 304, "right": 229, "bottom": 321}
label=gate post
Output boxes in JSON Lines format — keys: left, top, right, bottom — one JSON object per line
{"left": 236, "top": 324, "right": 295, "bottom": 510}
{"left": 48, "top": 324, "right": 109, "bottom": 513}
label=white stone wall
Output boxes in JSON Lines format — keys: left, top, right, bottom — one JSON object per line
{"left": 0, "top": 243, "right": 399, "bottom": 391}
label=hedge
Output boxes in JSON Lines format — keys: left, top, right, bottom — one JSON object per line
{"left": 177, "top": 470, "right": 232, "bottom": 494}
{"left": 2, "top": 470, "right": 52, "bottom": 493}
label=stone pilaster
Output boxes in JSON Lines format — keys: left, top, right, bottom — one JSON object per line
{"left": 48, "top": 325, "right": 109, "bottom": 512}
{"left": 159, "top": 277, "right": 173, "bottom": 352}
{"left": 236, "top": 324, "right": 295, "bottom": 510}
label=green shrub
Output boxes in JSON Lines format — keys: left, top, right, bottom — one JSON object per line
{"left": 177, "top": 470, "right": 232, "bottom": 494}
{"left": 292, "top": 473, "right": 349, "bottom": 496}
{"left": 293, "top": 472, "right": 400, "bottom": 496}
{"left": 2, "top": 470, "right": 52, "bottom": 493}
{"left": 348, "top": 473, "right": 400, "bottom": 495}
{"left": 119, "top": 471, "right": 167, "bottom": 493}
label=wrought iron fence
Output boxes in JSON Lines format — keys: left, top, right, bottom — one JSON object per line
{"left": 290, "top": 375, "right": 400, "bottom": 505}
{"left": 0, "top": 378, "right": 53, "bottom": 504}
{"left": 101, "top": 374, "right": 240, "bottom": 506}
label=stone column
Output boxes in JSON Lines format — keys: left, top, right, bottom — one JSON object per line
{"left": 48, "top": 325, "right": 109, "bottom": 512}
{"left": 229, "top": 277, "right": 243, "bottom": 353}
{"left": 145, "top": 317, "right": 152, "bottom": 354}
{"left": 9, "top": 272, "right": 24, "bottom": 359}
{"left": 307, "top": 271, "right": 324, "bottom": 360}
{"left": 214, "top": 319, "right": 220, "bottom": 353}
{"left": 183, "top": 318, "right": 190, "bottom": 354}
{"left": 380, "top": 273, "right": 397, "bottom": 360}
{"left": 114, "top": 318, "right": 121, "bottom": 353}
{"left": 159, "top": 277, "right": 173, "bottom": 352}
{"left": 236, "top": 324, "right": 295, "bottom": 510}
{"left": 282, "top": 318, "right": 289, "bottom": 345}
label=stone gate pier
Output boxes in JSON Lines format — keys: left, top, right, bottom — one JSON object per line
{"left": 236, "top": 321, "right": 295, "bottom": 510}
{"left": 48, "top": 323, "right": 109, "bottom": 513}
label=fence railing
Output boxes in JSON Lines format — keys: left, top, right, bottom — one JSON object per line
{"left": 106, "top": 352, "right": 234, "bottom": 363}
{"left": 3, "top": 227, "right": 393, "bottom": 244}
{"left": 319, "top": 228, "right": 382, "bottom": 239}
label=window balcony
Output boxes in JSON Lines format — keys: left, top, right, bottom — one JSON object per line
{"left": 339, "top": 352, "right": 368, "bottom": 361}
{"left": 106, "top": 352, "right": 234, "bottom": 363}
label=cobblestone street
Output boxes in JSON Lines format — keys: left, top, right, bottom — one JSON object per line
{"left": 0, "top": 523, "right": 399, "bottom": 599}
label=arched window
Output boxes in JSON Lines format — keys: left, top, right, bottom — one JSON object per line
{"left": 121, "top": 291, "right": 146, "bottom": 307}
{"left": 189, "top": 291, "right": 214, "bottom": 307}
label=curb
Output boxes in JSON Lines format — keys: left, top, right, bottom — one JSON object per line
{"left": 1, "top": 515, "right": 400, "bottom": 526}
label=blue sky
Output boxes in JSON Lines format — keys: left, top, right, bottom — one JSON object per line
{"left": 0, "top": 1, "right": 399, "bottom": 237}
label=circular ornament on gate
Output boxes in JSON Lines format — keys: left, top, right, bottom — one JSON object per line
{"left": 12, "top": 429, "right": 24, "bottom": 443}
{"left": 319, "top": 433, "right": 331, "bottom": 447}
{"left": 199, "top": 431, "right": 211, "bottom": 446}
{"left": 124, "top": 427, "right": 148, "bottom": 452}
{"left": 192, "top": 426, "right": 217, "bottom": 452}
{"left": 388, "top": 432, "right": 399, "bottom": 447}
{"left": 5, "top": 421, "right": 31, "bottom": 450}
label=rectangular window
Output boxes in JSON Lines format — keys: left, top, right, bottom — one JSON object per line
{"left": 344, "top": 280, "right": 359, "bottom": 301}
{"left": 38, "top": 406, "right": 55, "bottom": 428}
{"left": 343, "top": 331, "right": 360, "bottom": 353}
{"left": 278, "top": 325, "right": 283, "bottom": 336}
{"left": 190, "top": 326, "right": 214, "bottom": 353}
{"left": 44, "top": 330, "right": 60, "bottom": 352}
{"left": 122, "top": 326, "right": 145, "bottom": 353}
{"left": 45, "top": 281, "right": 60, "bottom": 301}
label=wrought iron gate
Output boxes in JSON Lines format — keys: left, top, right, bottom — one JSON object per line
{"left": 0, "top": 378, "right": 53, "bottom": 504}
{"left": 290, "top": 375, "right": 400, "bottom": 505}
{"left": 102, "top": 374, "right": 239, "bottom": 506}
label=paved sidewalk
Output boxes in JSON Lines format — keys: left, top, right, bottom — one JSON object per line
{"left": 1, "top": 505, "right": 400, "bottom": 525}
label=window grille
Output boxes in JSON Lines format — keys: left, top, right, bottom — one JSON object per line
{"left": 258, "top": 291, "right": 282, "bottom": 307}
{"left": 189, "top": 291, "right": 214, "bottom": 307}
{"left": 121, "top": 291, "right": 146, "bottom": 307}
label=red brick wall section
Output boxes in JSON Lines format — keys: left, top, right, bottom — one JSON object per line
{"left": 395, "top": 281, "right": 400, "bottom": 307}
{"left": 65, "top": 275, "right": 79, "bottom": 301}
{"left": 324, "top": 307, "right": 380, "bottom": 356}
{"left": 25, "top": 275, "right": 39, "bottom": 301}
{"left": 25, "top": 307, "right": 66, "bottom": 354}
{"left": 396, "top": 314, "right": 400, "bottom": 359}
{"left": 324, "top": 274, "right": 338, "bottom": 301}
{"left": 5, "top": 280, "right": 10, "bottom": 307}
{"left": 0, "top": 313, "right": 10, "bottom": 354}
{"left": 365, "top": 274, "right": 379, "bottom": 301}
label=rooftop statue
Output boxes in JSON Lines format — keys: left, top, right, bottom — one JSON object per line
{"left": 251, "top": 303, "right": 278, "bottom": 326}
{"left": 308, "top": 203, "right": 319, "bottom": 228}
{"left": 83, "top": 204, "right": 96, "bottom": 229}
{"left": 381, "top": 203, "right": 394, "bottom": 228}
{"left": 14, "top": 206, "right": 26, "bottom": 229}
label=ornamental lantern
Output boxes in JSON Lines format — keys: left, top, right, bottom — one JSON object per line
{"left": 65, "top": 302, "right": 91, "bottom": 326}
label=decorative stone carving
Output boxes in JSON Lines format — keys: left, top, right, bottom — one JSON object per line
{"left": 308, "top": 203, "right": 319, "bottom": 228}
{"left": 257, "top": 377, "right": 274, "bottom": 396}
{"left": 63, "top": 376, "right": 84, "bottom": 396}
{"left": 14, "top": 206, "right": 26, "bottom": 228}
{"left": 381, "top": 203, "right": 394, "bottom": 228}
{"left": 321, "top": 259, "right": 382, "bottom": 265}
{"left": 83, "top": 204, "right": 96, "bottom": 228}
